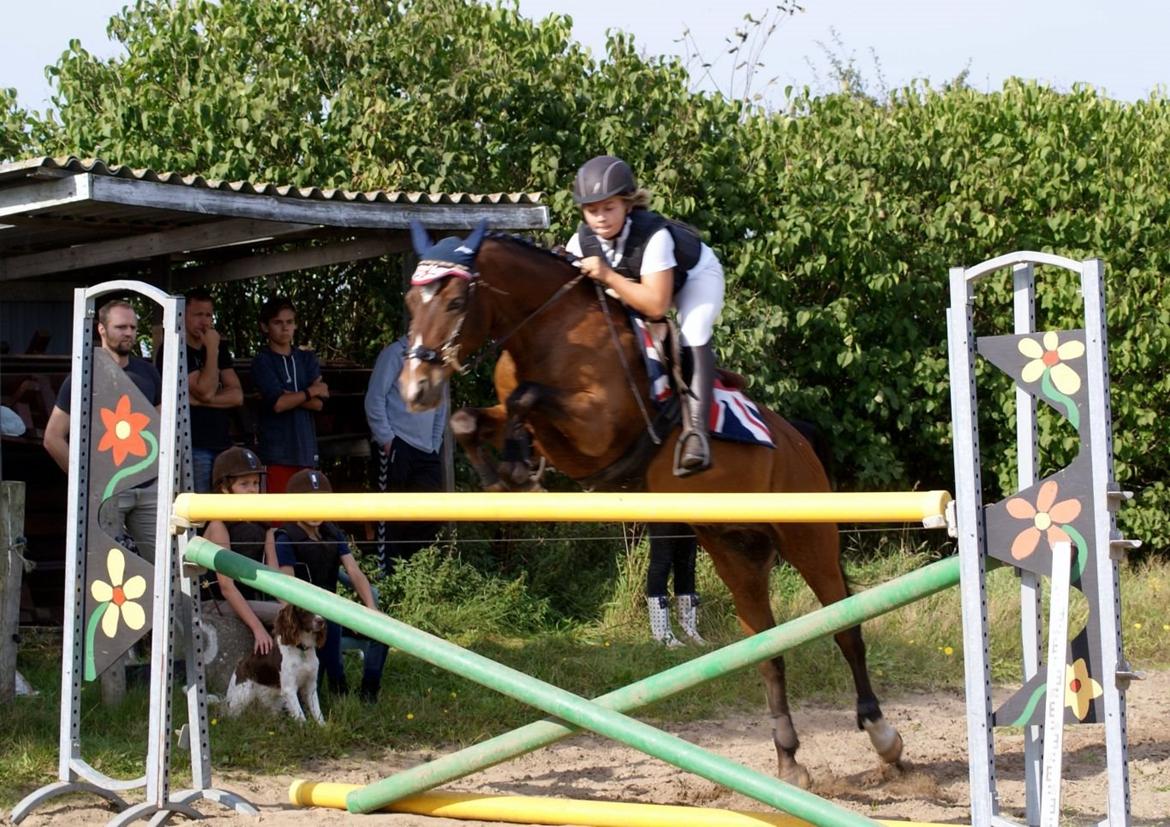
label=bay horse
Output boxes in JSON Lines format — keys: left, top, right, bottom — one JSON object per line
{"left": 398, "top": 226, "right": 903, "bottom": 788}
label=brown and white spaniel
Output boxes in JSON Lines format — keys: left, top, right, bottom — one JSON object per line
{"left": 224, "top": 603, "right": 327, "bottom": 724}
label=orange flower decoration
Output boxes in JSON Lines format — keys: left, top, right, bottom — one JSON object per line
{"left": 97, "top": 394, "right": 151, "bottom": 466}
{"left": 1005, "top": 480, "right": 1082, "bottom": 561}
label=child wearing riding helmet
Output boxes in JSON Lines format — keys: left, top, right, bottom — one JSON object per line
{"left": 274, "top": 469, "right": 387, "bottom": 702}
{"left": 201, "top": 446, "right": 280, "bottom": 654}
{"left": 565, "top": 155, "right": 725, "bottom": 473}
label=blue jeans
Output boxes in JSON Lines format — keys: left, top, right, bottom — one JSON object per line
{"left": 192, "top": 446, "right": 219, "bottom": 493}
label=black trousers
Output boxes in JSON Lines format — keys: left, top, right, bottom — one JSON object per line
{"left": 645, "top": 522, "right": 697, "bottom": 598}
{"left": 370, "top": 437, "right": 443, "bottom": 571}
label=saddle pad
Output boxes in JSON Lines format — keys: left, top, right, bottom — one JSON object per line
{"left": 630, "top": 316, "right": 775, "bottom": 448}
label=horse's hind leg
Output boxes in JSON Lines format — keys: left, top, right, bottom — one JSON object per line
{"left": 698, "top": 528, "right": 811, "bottom": 789}
{"left": 780, "top": 524, "right": 903, "bottom": 767}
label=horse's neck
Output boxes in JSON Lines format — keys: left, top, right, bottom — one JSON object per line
{"left": 479, "top": 256, "right": 592, "bottom": 346}
{"left": 480, "top": 251, "right": 649, "bottom": 476}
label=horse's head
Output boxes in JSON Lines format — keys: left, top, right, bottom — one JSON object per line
{"left": 399, "top": 220, "right": 489, "bottom": 411}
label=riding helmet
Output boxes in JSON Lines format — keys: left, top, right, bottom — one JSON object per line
{"left": 572, "top": 155, "right": 637, "bottom": 205}
{"left": 211, "top": 446, "right": 266, "bottom": 490}
{"left": 286, "top": 468, "right": 333, "bottom": 494}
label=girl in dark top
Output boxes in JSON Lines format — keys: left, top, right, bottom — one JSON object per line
{"left": 202, "top": 447, "right": 278, "bottom": 654}
{"left": 274, "top": 469, "right": 385, "bottom": 700}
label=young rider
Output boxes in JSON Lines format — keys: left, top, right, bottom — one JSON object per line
{"left": 201, "top": 446, "right": 278, "bottom": 654}
{"left": 565, "top": 155, "right": 726, "bottom": 473}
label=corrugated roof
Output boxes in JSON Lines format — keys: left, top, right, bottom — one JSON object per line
{"left": 0, "top": 156, "right": 548, "bottom": 285}
{"left": 0, "top": 156, "right": 545, "bottom": 205}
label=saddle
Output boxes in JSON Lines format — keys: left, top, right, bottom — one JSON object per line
{"left": 576, "top": 316, "right": 768, "bottom": 489}
{"left": 639, "top": 317, "right": 747, "bottom": 395}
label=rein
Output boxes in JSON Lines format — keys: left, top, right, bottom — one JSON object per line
{"left": 594, "top": 281, "right": 661, "bottom": 445}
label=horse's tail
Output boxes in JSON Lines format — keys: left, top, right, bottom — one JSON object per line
{"left": 789, "top": 418, "right": 835, "bottom": 490}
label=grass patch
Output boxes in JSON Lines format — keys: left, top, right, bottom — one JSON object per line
{"left": 4, "top": 535, "right": 1167, "bottom": 809}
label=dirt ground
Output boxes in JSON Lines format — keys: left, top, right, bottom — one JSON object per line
{"left": 11, "top": 671, "right": 1169, "bottom": 826}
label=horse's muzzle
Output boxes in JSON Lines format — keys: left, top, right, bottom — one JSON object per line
{"left": 399, "top": 368, "right": 444, "bottom": 412}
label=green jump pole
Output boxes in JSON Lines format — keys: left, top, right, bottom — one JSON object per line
{"left": 185, "top": 538, "right": 882, "bottom": 827}
{"left": 353, "top": 555, "right": 964, "bottom": 815}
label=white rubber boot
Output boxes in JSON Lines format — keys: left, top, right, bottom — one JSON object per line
{"left": 675, "top": 593, "right": 708, "bottom": 645}
{"left": 646, "top": 597, "right": 683, "bottom": 648}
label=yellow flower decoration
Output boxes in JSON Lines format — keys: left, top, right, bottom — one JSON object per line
{"left": 1019, "top": 331, "right": 1084, "bottom": 395}
{"left": 90, "top": 547, "right": 148, "bottom": 638}
{"left": 1065, "top": 657, "right": 1104, "bottom": 721}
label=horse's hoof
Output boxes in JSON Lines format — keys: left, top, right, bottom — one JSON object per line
{"left": 778, "top": 762, "right": 812, "bottom": 790}
{"left": 863, "top": 717, "right": 904, "bottom": 764}
{"left": 485, "top": 481, "right": 509, "bottom": 493}
{"left": 501, "top": 462, "right": 530, "bottom": 487}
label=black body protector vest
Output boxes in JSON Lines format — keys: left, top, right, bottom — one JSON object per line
{"left": 202, "top": 521, "right": 270, "bottom": 602}
{"left": 576, "top": 209, "right": 702, "bottom": 295}
{"left": 278, "top": 522, "right": 345, "bottom": 595}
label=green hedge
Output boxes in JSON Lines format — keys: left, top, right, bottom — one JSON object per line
{"left": 9, "top": 0, "right": 1167, "bottom": 552}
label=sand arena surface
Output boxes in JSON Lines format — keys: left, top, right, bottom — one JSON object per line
{"left": 13, "top": 670, "right": 1168, "bottom": 826}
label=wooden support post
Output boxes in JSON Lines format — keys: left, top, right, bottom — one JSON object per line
{"left": 0, "top": 480, "right": 26, "bottom": 703}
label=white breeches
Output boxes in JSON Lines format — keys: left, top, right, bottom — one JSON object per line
{"left": 674, "top": 256, "right": 725, "bottom": 347}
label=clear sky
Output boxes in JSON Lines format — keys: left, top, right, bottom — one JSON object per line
{"left": 2, "top": 0, "right": 1167, "bottom": 113}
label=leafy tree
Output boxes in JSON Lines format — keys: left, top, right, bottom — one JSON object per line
{"left": 17, "top": 0, "right": 1170, "bottom": 553}
{"left": 1, "top": 88, "right": 36, "bottom": 162}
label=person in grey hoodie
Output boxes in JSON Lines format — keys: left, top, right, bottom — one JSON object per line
{"left": 364, "top": 335, "right": 449, "bottom": 572}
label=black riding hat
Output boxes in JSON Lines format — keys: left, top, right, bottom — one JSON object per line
{"left": 572, "top": 155, "right": 637, "bottom": 205}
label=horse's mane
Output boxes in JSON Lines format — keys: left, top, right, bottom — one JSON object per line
{"left": 486, "top": 232, "right": 580, "bottom": 274}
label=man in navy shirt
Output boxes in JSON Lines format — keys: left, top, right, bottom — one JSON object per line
{"left": 43, "top": 300, "right": 162, "bottom": 561}
{"left": 250, "top": 296, "right": 329, "bottom": 493}
{"left": 176, "top": 288, "right": 243, "bottom": 492}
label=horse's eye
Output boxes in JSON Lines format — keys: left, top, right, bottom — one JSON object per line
{"left": 448, "top": 297, "right": 465, "bottom": 312}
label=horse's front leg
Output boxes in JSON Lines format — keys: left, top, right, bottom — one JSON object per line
{"left": 497, "top": 382, "right": 553, "bottom": 489}
{"left": 449, "top": 405, "right": 509, "bottom": 492}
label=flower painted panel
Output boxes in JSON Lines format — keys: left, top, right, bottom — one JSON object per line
{"left": 82, "top": 527, "right": 154, "bottom": 679}
{"left": 89, "top": 350, "right": 160, "bottom": 534}
{"left": 993, "top": 627, "right": 1106, "bottom": 726}
{"left": 978, "top": 330, "right": 1089, "bottom": 434}
{"left": 984, "top": 458, "right": 1095, "bottom": 584}
{"left": 977, "top": 330, "right": 1111, "bottom": 726}
{"left": 83, "top": 348, "right": 157, "bottom": 679}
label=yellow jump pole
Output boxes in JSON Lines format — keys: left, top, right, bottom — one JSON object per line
{"left": 288, "top": 782, "right": 952, "bottom": 827}
{"left": 174, "top": 490, "right": 952, "bottom": 527}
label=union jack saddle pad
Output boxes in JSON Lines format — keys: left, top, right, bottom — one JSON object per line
{"left": 631, "top": 316, "right": 774, "bottom": 449}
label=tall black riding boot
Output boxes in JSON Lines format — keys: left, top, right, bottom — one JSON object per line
{"left": 677, "top": 343, "right": 715, "bottom": 474}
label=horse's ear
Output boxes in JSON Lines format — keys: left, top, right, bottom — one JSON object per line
{"left": 464, "top": 219, "right": 488, "bottom": 253}
{"left": 410, "top": 220, "right": 433, "bottom": 257}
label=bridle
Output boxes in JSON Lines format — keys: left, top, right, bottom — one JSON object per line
{"left": 405, "top": 281, "right": 477, "bottom": 374}
{"left": 406, "top": 266, "right": 587, "bottom": 375}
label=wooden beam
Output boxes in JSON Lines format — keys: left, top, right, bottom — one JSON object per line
{"left": 0, "top": 482, "right": 26, "bottom": 703}
{"left": 0, "top": 175, "right": 90, "bottom": 217}
{"left": 0, "top": 218, "right": 317, "bottom": 282}
{"left": 89, "top": 175, "right": 549, "bottom": 231}
{"left": 174, "top": 235, "right": 411, "bottom": 288}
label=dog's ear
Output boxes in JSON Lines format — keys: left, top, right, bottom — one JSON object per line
{"left": 314, "top": 615, "right": 327, "bottom": 649}
{"left": 273, "top": 603, "right": 296, "bottom": 643}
